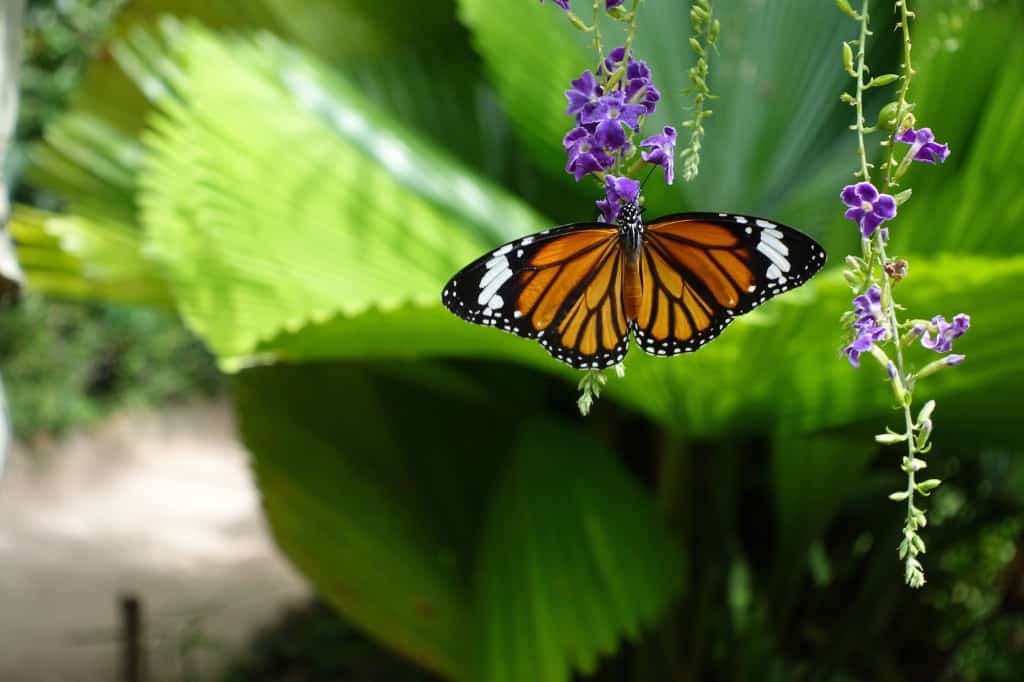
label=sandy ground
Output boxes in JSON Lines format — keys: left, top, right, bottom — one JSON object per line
{"left": 0, "top": 401, "right": 309, "bottom": 682}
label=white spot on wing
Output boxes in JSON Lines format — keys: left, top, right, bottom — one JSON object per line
{"left": 478, "top": 268, "right": 512, "bottom": 305}
{"left": 761, "top": 233, "right": 789, "bottom": 257}
{"left": 755, "top": 219, "right": 775, "bottom": 228}
{"left": 753, "top": 238, "right": 790, "bottom": 274}
{"left": 492, "top": 244, "right": 514, "bottom": 257}
{"left": 480, "top": 256, "right": 509, "bottom": 288}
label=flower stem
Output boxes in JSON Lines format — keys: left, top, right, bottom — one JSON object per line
{"left": 591, "top": 0, "right": 605, "bottom": 62}
{"left": 883, "top": 0, "right": 916, "bottom": 188}
{"left": 605, "top": 0, "right": 642, "bottom": 90}
{"left": 853, "top": 0, "right": 873, "bottom": 182}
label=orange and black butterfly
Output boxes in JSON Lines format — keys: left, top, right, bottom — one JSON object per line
{"left": 441, "top": 202, "right": 826, "bottom": 369}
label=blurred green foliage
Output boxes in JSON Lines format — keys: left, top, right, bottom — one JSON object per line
{"left": 9, "top": 0, "right": 1024, "bottom": 680}
{"left": 0, "top": 293, "right": 218, "bottom": 436}
{"left": 2, "top": 0, "right": 217, "bottom": 438}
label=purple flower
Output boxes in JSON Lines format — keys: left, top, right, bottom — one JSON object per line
{"left": 580, "top": 91, "right": 645, "bottom": 151}
{"left": 540, "top": 0, "right": 571, "bottom": 10}
{"left": 921, "top": 313, "right": 970, "bottom": 354}
{"left": 844, "top": 285, "right": 890, "bottom": 368}
{"left": 565, "top": 70, "right": 602, "bottom": 117}
{"left": 563, "top": 126, "right": 614, "bottom": 181}
{"left": 626, "top": 76, "right": 660, "bottom": 115}
{"left": 641, "top": 126, "right": 677, "bottom": 185}
{"left": 895, "top": 127, "right": 950, "bottom": 165}
{"left": 841, "top": 182, "right": 897, "bottom": 238}
{"left": 597, "top": 48, "right": 660, "bottom": 114}
{"left": 596, "top": 174, "right": 640, "bottom": 223}
{"left": 852, "top": 285, "right": 884, "bottom": 325}
{"left": 606, "top": 0, "right": 624, "bottom": 8}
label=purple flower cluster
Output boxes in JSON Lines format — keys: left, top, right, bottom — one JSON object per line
{"left": 562, "top": 48, "right": 674, "bottom": 221}
{"left": 841, "top": 182, "right": 896, "bottom": 238}
{"left": 919, "top": 314, "right": 970, "bottom": 354}
{"left": 845, "top": 285, "right": 890, "bottom": 368}
{"left": 895, "top": 127, "right": 950, "bottom": 165}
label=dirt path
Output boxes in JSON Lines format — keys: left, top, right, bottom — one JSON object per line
{"left": 0, "top": 401, "right": 309, "bottom": 681}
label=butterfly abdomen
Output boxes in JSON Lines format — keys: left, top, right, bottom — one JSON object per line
{"left": 622, "top": 250, "right": 643, "bottom": 321}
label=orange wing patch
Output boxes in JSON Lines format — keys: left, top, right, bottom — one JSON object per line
{"left": 528, "top": 229, "right": 616, "bottom": 266}
{"left": 648, "top": 220, "right": 740, "bottom": 246}
{"left": 528, "top": 238, "right": 615, "bottom": 331}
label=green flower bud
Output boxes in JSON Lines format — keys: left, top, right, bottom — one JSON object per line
{"left": 876, "top": 432, "right": 907, "bottom": 445}
{"left": 915, "top": 355, "right": 966, "bottom": 380}
{"left": 917, "top": 400, "right": 936, "bottom": 426}
{"left": 894, "top": 188, "right": 913, "bottom": 206}
{"left": 835, "top": 0, "right": 859, "bottom": 19}
{"left": 607, "top": 5, "right": 629, "bottom": 19}
{"left": 842, "top": 42, "right": 856, "bottom": 77}
{"left": 866, "top": 73, "right": 900, "bottom": 89}
{"left": 876, "top": 101, "right": 906, "bottom": 132}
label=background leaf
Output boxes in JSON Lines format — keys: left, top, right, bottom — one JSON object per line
{"left": 475, "top": 420, "right": 684, "bottom": 682}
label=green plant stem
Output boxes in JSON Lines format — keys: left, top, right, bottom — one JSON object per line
{"left": 853, "top": 0, "right": 872, "bottom": 181}
{"left": 879, "top": 229, "right": 921, "bottom": 585}
{"left": 605, "top": 0, "right": 642, "bottom": 90}
{"left": 592, "top": 0, "right": 605, "bottom": 62}
{"left": 884, "top": 0, "right": 916, "bottom": 188}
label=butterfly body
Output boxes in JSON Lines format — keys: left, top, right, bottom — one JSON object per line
{"left": 442, "top": 204, "right": 826, "bottom": 370}
{"left": 617, "top": 202, "right": 645, "bottom": 321}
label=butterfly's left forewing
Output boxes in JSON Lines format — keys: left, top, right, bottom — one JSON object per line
{"left": 442, "top": 223, "right": 630, "bottom": 369}
{"left": 633, "top": 213, "right": 827, "bottom": 356}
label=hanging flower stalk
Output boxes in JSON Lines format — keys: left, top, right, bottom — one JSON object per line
{"left": 836, "top": 0, "right": 967, "bottom": 588}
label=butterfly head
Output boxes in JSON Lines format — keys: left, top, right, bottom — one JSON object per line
{"left": 618, "top": 201, "right": 643, "bottom": 227}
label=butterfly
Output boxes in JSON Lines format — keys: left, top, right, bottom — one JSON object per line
{"left": 441, "top": 202, "right": 826, "bottom": 370}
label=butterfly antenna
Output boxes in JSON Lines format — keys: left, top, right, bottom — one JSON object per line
{"left": 639, "top": 164, "right": 657, "bottom": 193}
